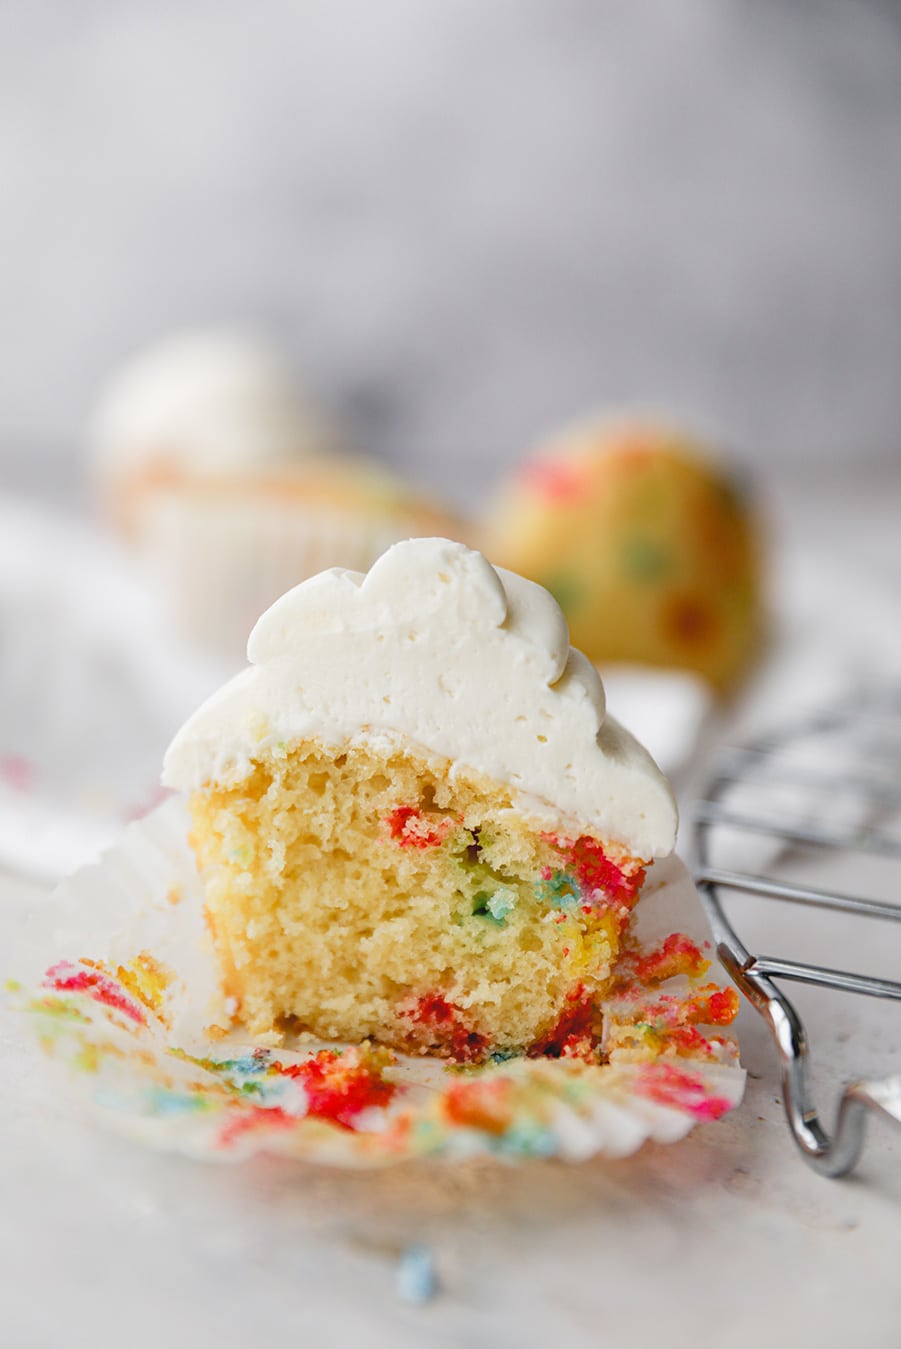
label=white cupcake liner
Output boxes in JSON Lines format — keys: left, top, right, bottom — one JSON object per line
{"left": 8, "top": 798, "right": 744, "bottom": 1167}
{"left": 143, "top": 491, "right": 458, "bottom": 657}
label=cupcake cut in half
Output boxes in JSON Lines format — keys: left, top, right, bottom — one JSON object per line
{"left": 163, "top": 539, "right": 677, "bottom": 1061}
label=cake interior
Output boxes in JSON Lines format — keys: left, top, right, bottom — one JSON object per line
{"left": 187, "top": 739, "right": 649, "bottom": 1060}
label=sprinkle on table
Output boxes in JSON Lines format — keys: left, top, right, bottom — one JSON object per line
{"left": 396, "top": 1244, "right": 438, "bottom": 1304}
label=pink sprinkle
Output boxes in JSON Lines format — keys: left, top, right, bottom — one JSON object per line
{"left": 517, "top": 459, "right": 585, "bottom": 501}
{"left": 633, "top": 1062, "right": 733, "bottom": 1121}
{"left": 0, "top": 754, "right": 34, "bottom": 793}
{"left": 385, "top": 806, "right": 453, "bottom": 849}
{"left": 690, "top": 1095, "right": 734, "bottom": 1122}
{"left": 217, "top": 1105, "right": 297, "bottom": 1149}
{"left": 43, "top": 960, "right": 146, "bottom": 1025}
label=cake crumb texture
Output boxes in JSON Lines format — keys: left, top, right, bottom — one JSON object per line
{"left": 188, "top": 738, "right": 648, "bottom": 1056}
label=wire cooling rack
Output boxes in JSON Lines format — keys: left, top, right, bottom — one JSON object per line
{"left": 691, "top": 689, "right": 901, "bottom": 1177}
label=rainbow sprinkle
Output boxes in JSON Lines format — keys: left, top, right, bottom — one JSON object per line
{"left": 11, "top": 916, "right": 742, "bottom": 1165}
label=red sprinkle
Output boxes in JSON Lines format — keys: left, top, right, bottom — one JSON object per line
{"left": 529, "top": 985, "right": 600, "bottom": 1062}
{"left": 281, "top": 1048, "right": 396, "bottom": 1129}
{"left": 217, "top": 1105, "right": 297, "bottom": 1148}
{"left": 443, "top": 1078, "right": 514, "bottom": 1134}
{"left": 402, "top": 993, "right": 490, "bottom": 1063}
{"left": 0, "top": 754, "right": 33, "bottom": 793}
{"left": 517, "top": 458, "right": 586, "bottom": 501}
{"left": 43, "top": 960, "right": 146, "bottom": 1025}
{"left": 662, "top": 593, "right": 718, "bottom": 645}
{"left": 545, "top": 834, "right": 645, "bottom": 908}
{"left": 666, "top": 1025, "right": 713, "bottom": 1056}
{"left": 705, "top": 987, "right": 740, "bottom": 1025}
{"left": 631, "top": 932, "right": 710, "bottom": 985}
{"left": 385, "top": 805, "right": 453, "bottom": 849}
{"left": 628, "top": 983, "right": 739, "bottom": 1032}
{"left": 633, "top": 1062, "right": 733, "bottom": 1121}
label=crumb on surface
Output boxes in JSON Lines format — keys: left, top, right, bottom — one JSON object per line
{"left": 396, "top": 1244, "right": 438, "bottom": 1304}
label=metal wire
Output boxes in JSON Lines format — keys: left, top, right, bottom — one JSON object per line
{"left": 691, "top": 694, "right": 901, "bottom": 1178}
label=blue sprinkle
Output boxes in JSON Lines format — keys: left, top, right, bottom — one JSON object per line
{"left": 497, "top": 1122, "right": 558, "bottom": 1158}
{"left": 489, "top": 1047, "right": 521, "bottom": 1064}
{"left": 472, "top": 886, "right": 516, "bottom": 925}
{"left": 219, "top": 1050, "right": 272, "bottom": 1079}
{"left": 486, "top": 887, "right": 515, "bottom": 922}
{"left": 146, "top": 1087, "right": 213, "bottom": 1116}
{"left": 396, "top": 1244, "right": 438, "bottom": 1304}
{"left": 537, "top": 870, "right": 579, "bottom": 908}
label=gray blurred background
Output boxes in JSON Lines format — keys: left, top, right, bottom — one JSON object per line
{"left": 2, "top": 0, "right": 901, "bottom": 508}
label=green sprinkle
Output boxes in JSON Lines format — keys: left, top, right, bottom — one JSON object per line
{"left": 472, "top": 891, "right": 492, "bottom": 919}
{"left": 543, "top": 574, "right": 583, "bottom": 613}
{"left": 621, "top": 537, "right": 669, "bottom": 581}
{"left": 28, "top": 995, "right": 89, "bottom": 1023}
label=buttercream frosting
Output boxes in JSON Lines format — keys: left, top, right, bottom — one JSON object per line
{"left": 90, "top": 328, "right": 333, "bottom": 478}
{"left": 163, "top": 539, "right": 677, "bottom": 857}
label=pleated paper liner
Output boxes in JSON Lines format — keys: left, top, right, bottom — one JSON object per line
{"left": 9, "top": 798, "right": 744, "bottom": 1166}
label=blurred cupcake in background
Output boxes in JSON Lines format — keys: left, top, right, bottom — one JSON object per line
{"left": 89, "top": 327, "right": 335, "bottom": 536}
{"left": 88, "top": 329, "right": 467, "bottom": 656}
{"left": 482, "top": 418, "right": 765, "bottom": 693}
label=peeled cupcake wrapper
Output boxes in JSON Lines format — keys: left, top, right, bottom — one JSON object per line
{"left": 142, "top": 491, "right": 452, "bottom": 657}
{"left": 8, "top": 798, "right": 744, "bottom": 1166}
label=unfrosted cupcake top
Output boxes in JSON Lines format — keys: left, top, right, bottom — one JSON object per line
{"left": 163, "top": 539, "right": 677, "bottom": 857}
{"left": 482, "top": 416, "right": 762, "bottom": 692}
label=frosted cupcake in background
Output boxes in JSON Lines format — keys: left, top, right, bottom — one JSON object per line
{"left": 89, "top": 328, "right": 334, "bottom": 535}
{"left": 482, "top": 418, "right": 765, "bottom": 694}
{"left": 88, "top": 329, "right": 467, "bottom": 656}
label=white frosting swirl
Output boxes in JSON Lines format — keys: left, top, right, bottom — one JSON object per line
{"left": 163, "top": 539, "right": 677, "bottom": 857}
{"left": 90, "top": 329, "right": 333, "bottom": 478}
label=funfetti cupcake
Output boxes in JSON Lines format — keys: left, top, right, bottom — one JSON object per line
{"left": 163, "top": 538, "right": 681, "bottom": 1058}
{"left": 482, "top": 418, "right": 765, "bottom": 693}
{"left": 11, "top": 541, "right": 744, "bottom": 1168}
{"left": 88, "top": 329, "right": 467, "bottom": 655}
